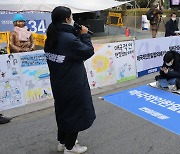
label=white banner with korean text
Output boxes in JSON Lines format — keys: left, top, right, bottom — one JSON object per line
{"left": 85, "top": 41, "right": 136, "bottom": 88}
{"left": 112, "top": 41, "right": 136, "bottom": 83}
{"left": 135, "top": 36, "right": 180, "bottom": 77}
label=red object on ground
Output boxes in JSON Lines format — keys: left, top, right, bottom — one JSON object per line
{"left": 125, "top": 27, "right": 130, "bottom": 37}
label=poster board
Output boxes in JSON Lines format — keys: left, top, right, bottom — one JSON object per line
{"left": 85, "top": 41, "right": 136, "bottom": 88}
{"left": 85, "top": 44, "right": 116, "bottom": 88}
{"left": 113, "top": 41, "right": 136, "bottom": 82}
{"left": 0, "top": 53, "right": 25, "bottom": 111}
{"left": 19, "top": 50, "right": 52, "bottom": 104}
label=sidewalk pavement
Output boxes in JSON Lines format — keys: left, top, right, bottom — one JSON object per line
{"left": 1, "top": 72, "right": 180, "bottom": 154}
{"left": 91, "top": 26, "right": 165, "bottom": 43}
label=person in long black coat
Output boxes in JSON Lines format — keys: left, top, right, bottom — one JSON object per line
{"left": 165, "top": 13, "right": 179, "bottom": 37}
{"left": 44, "top": 6, "right": 96, "bottom": 154}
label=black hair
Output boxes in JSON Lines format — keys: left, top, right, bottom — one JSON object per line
{"left": 171, "top": 13, "right": 176, "bottom": 17}
{"left": 51, "top": 6, "right": 71, "bottom": 24}
{"left": 45, "top": 6, "right": 71, "bottom": 50}
{"left": 163, "top": 51, "right": 174, "bottom": 63}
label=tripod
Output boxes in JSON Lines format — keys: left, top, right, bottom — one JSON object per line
{"left": 156, "top": 15, "right": 165, "bottom": 34}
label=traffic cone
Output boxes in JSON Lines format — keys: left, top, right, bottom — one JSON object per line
{"left": 125, "top": 27, "right": 130, "bottom": 37}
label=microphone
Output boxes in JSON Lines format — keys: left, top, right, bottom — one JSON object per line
{"left": 74, "top": 22, "right": 93, "bottom": 35}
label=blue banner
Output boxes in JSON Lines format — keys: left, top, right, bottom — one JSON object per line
{"left": 103, "top": 85, "right": 180, "bottom": 135}
{"left": 138, "top": 67, "right": 160, "bottom": 77}
{"left": 0, "top": 11, "right": 51, "bottom": 33}
{"left": 20, "top": 53, "right": 47, "bottom": 67}
{"left": 26, "top": 19, "right": 47, "bottom": 34}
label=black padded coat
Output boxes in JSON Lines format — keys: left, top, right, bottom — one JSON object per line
{"left": 44, "top": 24, "right": 96, "bottom": 133}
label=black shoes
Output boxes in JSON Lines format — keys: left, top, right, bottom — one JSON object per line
{"left": 0, "top": 114, "right": 12, "bottom": 124}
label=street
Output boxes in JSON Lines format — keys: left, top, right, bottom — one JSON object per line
{"left": 1, "top": 73, "right": 180, "bottom": 154}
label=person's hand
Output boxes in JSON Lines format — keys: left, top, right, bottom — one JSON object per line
{"left": 163, "top": 67, "right": 168, "bottom": 74}
{"left": 80, "top": 25, "right": 88, "bottom": 35}
{"left": 160, "top": 67, "right": 168, "bottom": 74}
{"left": 164, "top": 69, "right": 168, "bottom": 74}
{"left": 160, "top": 67, "right": 164, "bottom": 71}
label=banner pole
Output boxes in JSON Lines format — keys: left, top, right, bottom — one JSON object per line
{"left": 134, "top": 0, "right": 137, "bottom": 40}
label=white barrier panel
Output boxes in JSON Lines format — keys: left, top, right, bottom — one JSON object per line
{"left": 85, "top": 41, "right": 136, "bottom": 88}
{"left": 0, "top": 41, "right": 137, "bottom": 111}
{"left": 85, "top": 44, "right": 116, "bottom": 88}
{"left": 113, "top": 41, "right": 136, "bottom": 82}
{"left": 0, "top": 54, "right": 25, "bottom": 111}
{"left": 135, "top": 36, "right": 180, "bottom": 77}
{"left": 19, "top": 50, "right": 52, "bottom": 104}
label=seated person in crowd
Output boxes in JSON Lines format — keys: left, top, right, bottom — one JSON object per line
{"left": 155, "top": 51, "right": 180, "bottom": 90}
{"left": 10, "top": 13, "right": 35, "bottom": 53}
{"left": 165, "top": 13, "right": 179, "bottom": 37}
